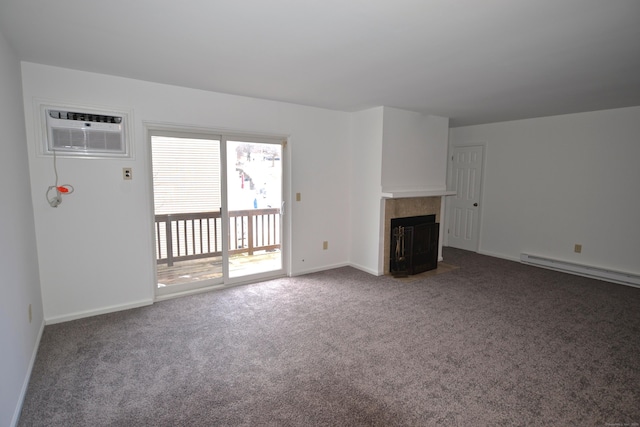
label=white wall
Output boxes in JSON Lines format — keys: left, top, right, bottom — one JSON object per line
{"left": 381, "top": 107, "right": 449, "bottom": 192}
{"left": 21, "top": 62, "right": 351, "bottom": 322}
{"left": 0, "top": 34, "right": 44, "bottom": 427}
{"left": 349, "top": 107, "right": 384, "bottom": 274}
{"left": 449, "top": 107, "right": 640, "bottom": 275}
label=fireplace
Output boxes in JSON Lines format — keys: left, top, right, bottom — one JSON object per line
{"left": 389, "top": 214, "right": 439, "bottom": 277}
{"left": 383, "top": 195, "right": 445, "bottom": 275}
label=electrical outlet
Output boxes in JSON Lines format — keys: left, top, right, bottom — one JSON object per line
{"left": 574, "top": 244, "right": 582, "bottom": 253}
{"left": 123, "top": 167, "right": 132, "bottom": 180}
{"left": 323, "top": 241, "right": 328, "bottom": 250}
{"left": 28, "top": 304, "right": 32, "bottom": 323}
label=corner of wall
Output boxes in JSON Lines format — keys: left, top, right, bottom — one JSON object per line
{"left": 10, "top": 319, "right": 45, "bottom": 427}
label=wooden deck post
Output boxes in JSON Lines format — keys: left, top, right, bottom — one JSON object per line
{"left": 247, "top": 213, "right": 254, "bottom": 255}
{"left": 165, "top": 217, "right": 174, "bottom": 267}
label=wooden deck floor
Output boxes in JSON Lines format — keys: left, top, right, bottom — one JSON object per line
{"left": 156, "top": 251, "right": 280, "bottom": 287}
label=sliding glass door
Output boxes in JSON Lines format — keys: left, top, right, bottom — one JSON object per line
{"left": 150, "top": 130, "right": 285, "bottom": 297}
{"left": 226, "top": 140, "right": 283, "bottom": 278}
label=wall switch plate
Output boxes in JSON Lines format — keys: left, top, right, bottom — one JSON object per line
{"left": 323, "top": 241, "right": 328, "bottom": 250}
{"left": 574, "top": 244, "right": 582, "bottom": 253}
{"left": 296, "top": 192, "right": 301, "bottom": 201}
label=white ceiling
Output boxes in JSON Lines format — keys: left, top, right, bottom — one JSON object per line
{"left": 1, "top": 0, "right": 639, "bottom": 126}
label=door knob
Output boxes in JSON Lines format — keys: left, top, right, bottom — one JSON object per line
{"left": 473, "top": 203, "right": 478, "bottom": 207}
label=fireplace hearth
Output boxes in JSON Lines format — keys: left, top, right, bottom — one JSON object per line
{"left": 390, "top": 214, "right": 439, "bottom": 277}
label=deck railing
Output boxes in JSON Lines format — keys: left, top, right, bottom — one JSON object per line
{"left": 155, "top": 208, "right": 281, "bottom": 266}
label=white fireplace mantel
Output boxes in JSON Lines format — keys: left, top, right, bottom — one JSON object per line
{"left": 381, "top": 189, "right": 456, "bottom": 199}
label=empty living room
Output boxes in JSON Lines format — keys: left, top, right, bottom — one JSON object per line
{"left": 2, "top": 1, "right": 639, "bottom": 426}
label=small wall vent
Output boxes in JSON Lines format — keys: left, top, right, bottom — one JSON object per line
{"left": 40, "top": 103, "right": 132, "bottom": 158}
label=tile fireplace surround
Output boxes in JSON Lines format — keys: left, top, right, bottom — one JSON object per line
{"left": 383, "top": 196, "right": 444, "bottom": 275}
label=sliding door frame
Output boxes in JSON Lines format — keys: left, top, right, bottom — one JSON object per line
{"left": 144, "top": 122, "right": 290, "bottom": 301}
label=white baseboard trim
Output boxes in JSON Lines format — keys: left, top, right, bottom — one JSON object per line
{"left": 291, "top": 262, "right": 351, "bottom": 277}
{"left": 11, "top": 320, "right": 45, "bottom": 427}
{"left": 520, "top": 253, "right": 640, "bottom": 288}
{"left": 348, "top": 262, "right": 382, "bottom": 276}
{"left": 477, "top": 249, "right": 521, "bottom": 262}
{"left": 45, "top": 299, "right": 154, "bottom": 325}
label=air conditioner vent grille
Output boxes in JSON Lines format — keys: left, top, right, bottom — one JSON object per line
{"left": 51, "top": 128, "right": 123, "bottom": 152}
{"left": 48, "top": 110, "right": 122, "bottom": 124}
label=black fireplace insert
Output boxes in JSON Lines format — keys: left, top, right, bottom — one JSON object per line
{"left": 390, "top": 214, "right": 439, "bottom": 277}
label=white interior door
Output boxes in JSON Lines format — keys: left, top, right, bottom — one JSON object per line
{"left": 448, "top": 145, "right": 484, "bottom": 251}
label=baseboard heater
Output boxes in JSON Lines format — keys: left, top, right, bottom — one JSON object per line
{"left": 520, "top": 253, "right": 640, "bottom": 288}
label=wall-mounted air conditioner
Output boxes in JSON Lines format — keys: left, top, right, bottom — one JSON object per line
{"left": 39, "top": 102, "right": 133, "bottom": 158}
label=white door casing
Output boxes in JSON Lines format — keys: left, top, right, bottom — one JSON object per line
{"left": 448, "top": 145, "right": 484, "bottom": 251}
